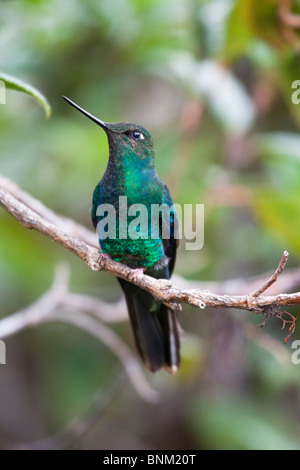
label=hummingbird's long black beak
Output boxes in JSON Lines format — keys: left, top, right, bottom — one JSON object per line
{"left": 62, "top": 96, "right": 107, "bottom": 129}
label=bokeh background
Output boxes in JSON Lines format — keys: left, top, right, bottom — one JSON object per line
{"left": 1, "top": 0, "right": 300, "bottom": 450}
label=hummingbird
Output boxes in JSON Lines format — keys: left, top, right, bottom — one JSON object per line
{"left": 63, "top": 96, "right": 181, "bottom": 373}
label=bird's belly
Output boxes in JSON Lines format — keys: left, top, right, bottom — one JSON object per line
{"left": 96, "top": 189, "right": 166, "bottom": 268}
{"left": 99, "top": 237, "right": 164, "bottom": 268}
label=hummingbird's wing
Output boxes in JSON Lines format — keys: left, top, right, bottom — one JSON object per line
{"left": 161, "top": 183, "right": 179, "bottom": 277}
{"left": 91, "top": 183, "right": 100, "bottom": 229}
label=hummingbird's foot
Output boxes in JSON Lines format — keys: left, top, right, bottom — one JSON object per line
{"left": 90, "top": 252, "right": 111, "bottom": 271}
{"left": 100, "top": 252, "right": 111, "bottom": 261}
{"left": 127, "top": 267, "right": 145, "bottom": 283}
{"left": 133, "top": 267, "right": 145, "bottom": 277}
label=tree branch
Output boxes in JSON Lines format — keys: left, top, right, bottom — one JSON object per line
{"left": 279, "top": 0, "right": 300, "bottom": 28}
{"left": 0, "top": 175, "right": 98, "bottom": 248}
{"left": 278, "top": 0, "right": 300, "bottom": 50}
{"left": 0, "top": 263, "right": 158, "bottom": 403}
{"left": 0, "top": 175, "right": 299, "bottom": 336}
{"left": 6, "top": 370, "right": 127, "bottom": 449}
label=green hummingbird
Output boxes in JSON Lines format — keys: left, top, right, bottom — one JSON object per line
{"left": 63, "top": 96, "right": 181, "bottom": 373}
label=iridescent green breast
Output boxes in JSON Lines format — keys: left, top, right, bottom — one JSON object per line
{"left": 93, "top": 164, "right": 167, "bottom": 268}
{"left": 100, "top": 237, "right": 164, "bottom": 268}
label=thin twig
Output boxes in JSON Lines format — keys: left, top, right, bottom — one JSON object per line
{"left": 0, "top": 175, "right": 98, "bottom": 248}
{"left": 279, "top": 0, "right": 300, "bottom": 28}
{"left": 49, "top": 310, "right": 159, "bottom": 402}
{"left": 278, "top": 0, "right": 300, "bottom": 50}
{"left": 0, "top": 263, "right": 158, "bottom": 403}
{"left": 10, "top": 369, "right": 126, "bottom": 450}
{"left": 248, "top": 250, "right": 289, "bottom": 299}
{"left": 63, "top": 295, "right": 127, "bottom": 323}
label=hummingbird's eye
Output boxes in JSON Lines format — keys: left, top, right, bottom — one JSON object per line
{"left": 132, "top": 130, "right": 144, "bottom": 140}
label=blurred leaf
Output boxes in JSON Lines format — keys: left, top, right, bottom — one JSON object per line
{"left": 178, "top": 333, "right": 205, "bottom": 379}
{"left": 189, "top": 396, "right": 300, "bottom": 450}
{"left": 166, "top": 55, "right": 256, "bottom": 134}
{"left": 196, "top": 0, "right": 234, "bottom": 58}
{"left": 225, "top": 0, "right": 288, "bottom": 60}
{"left": 224, "top": 0, "right": 255, "bottom": 60}
{"left": 253, "top": 190, "right": 300, "bottom": 254}
{"left": 258, "top": 132, "right": 300, "bottom": 162}
{"left": 254, "top": 131, "right": 300, "bottom": 254}
{"left": 0, "top": 71, "right": 51, "bottom": 118}
{"left": 277, "top": 54, "right": 300, "bottom": 128}
{"left": 34, "top": 324, "right": 117, "bottom": 424}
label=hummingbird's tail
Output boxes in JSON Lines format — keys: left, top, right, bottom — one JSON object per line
{"left": 118, "top": 279, "right": 181, "bottom": 373}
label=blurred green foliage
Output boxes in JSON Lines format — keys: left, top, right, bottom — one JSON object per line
{"left": 1, "top": 0, "right": 300, "bottom": 450}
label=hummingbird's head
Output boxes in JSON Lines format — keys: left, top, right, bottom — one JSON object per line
{"left": 62, "top": 96, "right": 155, "bottom": 167}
